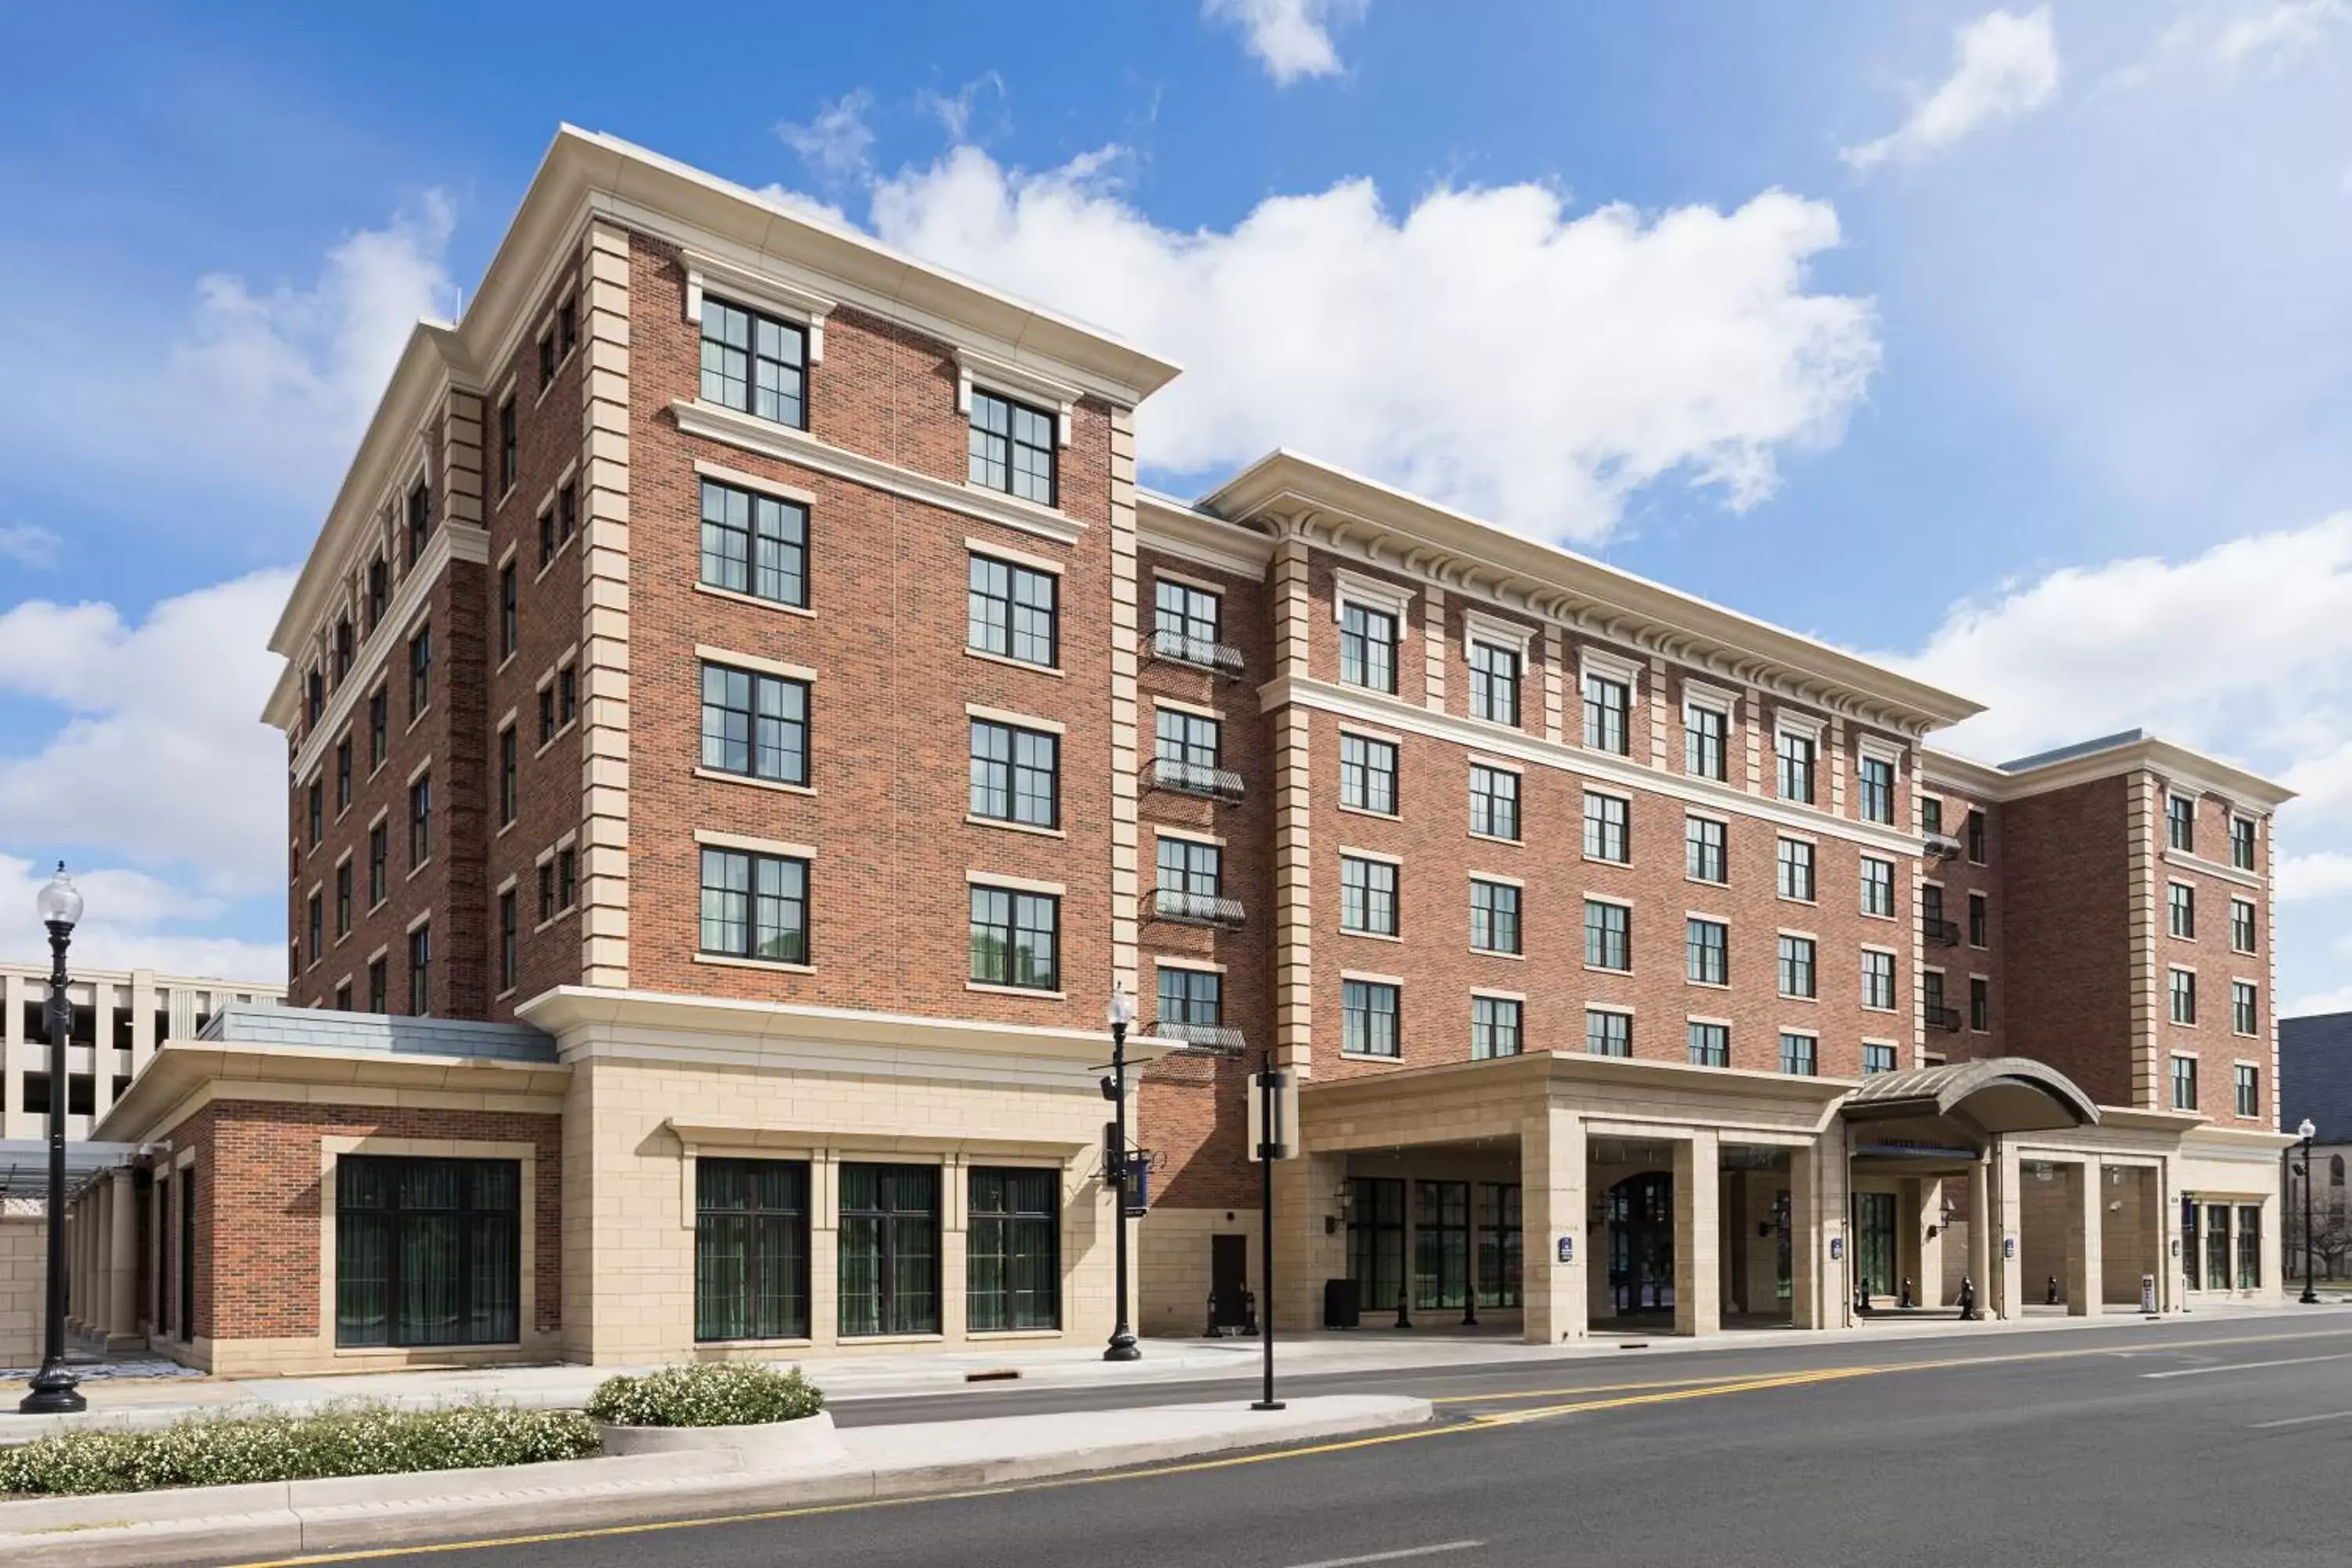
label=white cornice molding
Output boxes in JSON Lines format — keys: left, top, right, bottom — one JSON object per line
{"left": 681, "top": 245, "right": 837, "bottom": 361}
{"left": 279, "top": 524, "right": 490, "bottom": 760}
{"left": 1919, "top": 739, "right": 2292, "bottom": 813}
{"left": 1135, "top": 494, "right": 1274, "bottom": 579}
{"left": 1331, "top": 567, "right": 1416, "bottom": 627}
{"left": 670, "top": 397, "right": 1086, "bottom": 546}
{"left": 955, "top": 346, "right": 1080, "bottom": 447}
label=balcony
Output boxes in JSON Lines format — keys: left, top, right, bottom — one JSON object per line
{"left": 1925, "top": 1004, "right": 1962, "bottom": 1033}
{"left": 1152, "top": 1019, "right": 1247, "bottom": 1056}
{"left": 1924, "top": 829, "right": 1963, "bottom": 861}
{"left": 1149, "top": 755, "right": 1246, "bottom": 804}
{"left": 1147, "top": 627, "right": 1245, "bottom": 681}
{"left": 1149, "top": 888, "right": 1247, "bottom": 929}
{"left": 1921, "top": 916, "right": 1959, "bottom": 947}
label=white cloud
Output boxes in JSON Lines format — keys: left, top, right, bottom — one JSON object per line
{"left": 2216, "top": 0, "right": 2349, "bottom": 66}
{"left": 2287, "top": 981, "right": 2352, "bottom": 1016}
{"left": 1842, "top": 8, "right": 2061, "bottom": 170}
{"left": 0, "top": 855, "right": 281, "bottom": 980}
{"left": 2285, "top": 852, "right": 2352, "bottom": 903}
{"left": 1203, "top": 0, "right": 1367, "bottom": 85}
{"left": 777, "top": 92, "right": 877, "bottom": 185}
{"left": 0, "top": 523, "right": 60, "bottom": 569}
{"left": 864, "top": 147, "right": 1877, "bottom": 539}
{"left": 916, "top": 73, "right": 1006, "bottom": 143}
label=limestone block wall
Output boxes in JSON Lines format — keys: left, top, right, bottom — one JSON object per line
{"left": 0, "top": 1210, "right": 42, "bottom": 1366}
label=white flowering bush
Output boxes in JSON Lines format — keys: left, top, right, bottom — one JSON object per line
{"left": 586, "top": 1363, "right": 825, "bottom": 1428}
{"left": 0, "top": 1401, "right": 598, "bottom": 1497}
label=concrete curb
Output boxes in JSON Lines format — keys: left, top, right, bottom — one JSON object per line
{"left": 0, "top": 1395, "right": 1430, "bottom": 1567}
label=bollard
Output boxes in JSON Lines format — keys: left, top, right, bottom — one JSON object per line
{"left": 1900, "top": 1276, "right": 1915, "bottom": 1310}
{"left": 1206, "top": 1290, "right": 1222, "bottom": 1338}
{"left": 2046, "top": 1274, "right": 2060, "bottom": 1306}
{"left": 1462, "top": 1290, "right": 1478, "bottom": 1328}
{"left": 1958, "top": 1276, "right": 1980, "bottom": 1321}
{"left": 1396, "top": 1287, "right": 1414, "bottom": 1330}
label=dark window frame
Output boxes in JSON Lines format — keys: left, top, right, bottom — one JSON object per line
{"left": 696, "top": 1157, "right": 811, "bottom": 1342}
{"left": 969, "top": 884, "right": 1060, "bottom": 991}
{"left": 969, "top": 718, "right": 1060, "bottom": 829}
{"left": 699, "top": 662, "right": 811, "bottom": 787}
{"left": 700, "top": 295, "right": 809, "bottom": 430}
{"left": 966, "top": 388, "right": 1058, "bottom": 507}
{"left": 335, "top": 1155, "right": 520, "bottom": 1348}
{"left": 967, "top": 554, "right": 1059, "bottom": 668}
{"left": 699, "top": 478, "right": 809, "bottom": 609}
{"left": 699, "top": 847, "right": 811, "bottom": 966}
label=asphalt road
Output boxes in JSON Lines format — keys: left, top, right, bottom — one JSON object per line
{"left": 251, "top": 1315, "right": 2352, "bottom": 1568}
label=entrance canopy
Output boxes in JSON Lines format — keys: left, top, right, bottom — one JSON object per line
{"left": 1842, "top": 1058, "right": 2100, "bottom": 1138}
{"left": 0, "top": 1140, "right": 141, "bottom": 1206}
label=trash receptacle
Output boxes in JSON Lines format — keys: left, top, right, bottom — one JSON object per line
{"left": 1323, "top": 1276, "right": 1360, "bottom": 1329}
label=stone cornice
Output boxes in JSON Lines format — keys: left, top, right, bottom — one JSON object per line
{"left": 1922, "top": 737, "right": 2293, "bottom": 815}
{"left": 274, "top": 524, "right": 491, "bottom": 757}
{"left": 1136, "top": 492, "right": 1277, "bottom": 579}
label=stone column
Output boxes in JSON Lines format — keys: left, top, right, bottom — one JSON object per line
{"left": 1791, "top": 1145, "right": 1823, "bottom": 1328}
{"left": 2065, "top": 1161, "right": 2101, "bottom": 1316}
{"left": 1673, "top": 1131, "right": 1721, "bottom": 1336}
{"left": 108, "top": 1167, "right": 140, "bottom": 1342}
{"left": 1521, "top": 1108, "right": 1587, "bottom": 1344}
{"left": 1913, "top": 1178, "right": 1946, "bottom": 1307}
{"left": 1995, "top": 1142, "right": 2024, "bottom": 1319}
{"left": 1967, "top": 1156, "right": 1992, "bottom": 1315}
{"left": 1820, "top": 1121, "right": 1852, "bottom": 1327}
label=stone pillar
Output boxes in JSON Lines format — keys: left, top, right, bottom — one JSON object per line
{"left": 1521, "top": 1108, "right": 1587, "bottom": 1344}
{"left": 1272, "top": 1150, "right": 1345, "bottom": 1332}
{"left": 2260, "top": 1178, "right": 2283, "bottom": 1301}
{"left": 1912, "top": 1178, "right": 1945, "bottom": 1307}
{"left": 2065, "top": 1161, "right": 2101, "bottom": 1316}
{"left": 1673, "top": 1131, "right": 1720, "bottom": 1336}
{"left": 1820, "top": 1122, "right": 1852, "bottom": 1327}
{"left": 1967, "top": 1156, "right": 1992, "bottom": 1316}
{"left": 1995, "top": 1142, "right": 2024, "bottom": 1319}
{"left": 1791, "top": 1145, "right": 1823, "bottom": 1328}
{"left": 108, "top": 1167, "right": 140, "bottom": 1342}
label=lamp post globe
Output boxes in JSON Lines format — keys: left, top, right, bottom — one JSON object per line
{"left": 20, "top": 862, "right": 86, "bottom": 1415}
{"left": 35, "top": 864, "right": 83, "bottom": 930}
{"left": 2299, "top": 1119, "right": 2321, "bottom": 1305}
{"left": 1104, "top": 987, "right": 1141, "bottom": 1362}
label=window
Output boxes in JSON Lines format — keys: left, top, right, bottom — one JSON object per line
{"left": 1156, "top": 837, "right": 1223, "bottom": 916}
{"left": 368, "top": 687, "right": 387, "bottom": 771}
{"left": 1777, "top": 837, "right": 1815, "bottom": 902}
{"left": 968, "top": 1168, "right": 1059, "bottom": 1332}
{"left": 307, "top": 667, "right": 325, "bottom": 728}
{"left": 1341, "top": 734, "right": 1399, "bottom": 815}
{"left": 1969, "top": 975, "right": 1990, "bottom": 1032}
{"left": 537, "top": 861, "right": 557, "bottom": 923}
{"left": 700, "top": 849, "right": 810, "bottom": 965}
{"left": 699, "top": 479, "right": 808, "bottom": 608}
{"left": 1688, "top": 1021, "right": 1729, "bottom": 1068}
{"left": 1477, "top": 1184, "right": 1522, "bottom": 1310}
{"left": 334, "top": 615, "right": 354, "bottom": 682}
{"left": 1341, "top": 856, "right": 1399, "bottom": 937}
{"left": 696, "top": 1159, "right": 810, "bottom": 1341}
{"left": 1968, "top": 892, "right": 1988, "bottom": 948}
{"left": 2170, "top": 1054, "right": 2198, "bottom": 1110}
{"left": 2230, "top": 815, "right": 2256, "bottom": 871}
{"left": 1586, "top": 1008, "right": 1632, "bottom": 1058}
{"left": 1348, "top": 1177, "right": 1406, "bottom": 1317}
{"left": 2230, "top": 898, "right": 2256, "bottom": 954}
{"left": 1468, "top": 640, "right": 1521, "bottom": 726}
{"left": 1685, "top": 703, "right": 1727, "bottom": 780}
{"left": 336, "top": 862, "right": 352, "bottom": 938}
{"left": 367, "top": 822, "right": 387, "bottom": 906}
{"left": 1584, "top": 900, "right": 1631, "bottom": 971}
{"left": 538, "top": 684, "right": 557, "bottom": 746}
{"left": 557, "top": 664, "right": 576, "bottom": 730}
{"left": 554, "top": 847, "right": 576, "bottom": 913}
{"left": 970, "top": 886, "right": 1058, "bottom": 990}
{"left": 969, "top": 720, "right": 1058, "bottom": 829}
{"left": 1341, "top": 978, "right": 1399, "bottom": 1058}
{"left": 1470, "top": 880, "right": 1521, "bottom": 955}
{"left": 2235, "top": 1063, "right": 2259, "bottom": 1117}
{"left": 335, "top": 1156, "right": 517, "bottom": 1348}
{"left": 1861, "top": 949, "right": 1896, "bottom": 1011}
{"left": 1156, "top": 708, "right": 1229, "bottom": 796}
{"left": 1863, "top": 1043, "right": 1897, "bottom": 1076}
{"left": 365, "top": 554, "right": 388, "bottom": 632}
{"left": 368, "top": 956, "right": 387, "bottom": 1014}
{"left": 1583, "top": 793, "right": 1630, "bottom": 863}
{"left": 1686, "top": 816, "right": 1727, "bottom": 884}
{"left": 1860, "top": 856, "right": 1894, "bottom": 917}
{"left": 1414, "top": 1180, "right": 1471, "bottom": 1312}
{"left": 701, "top": 663, "right": 810, "bottom": 786}
{"left": 1470, "top": 765, "right": 1519, "bottom": 840}
{"left": 306, "top": 892, "right": 322, "bottom": 967}
{"left": 407, "top": 479, "right": 434, "bottom": 563}
{"left": 336, "top": 738, "right": 353, "bottom": 813}
{"left": 496, "top": 398, "right": 516, "bottom": 494}
{"left": 499, "top": 561, "right": 517, "bottom": 659}
{"left": 1780, "top": 1033, "right": 1817, "bottom": 1076}
{"left": 1965, "top": 808, "right": 1987, "bottom": 863}
{"left": 498, "top": 889, "right": 517, "bottom": 993}
{"left": 2168, "top": 793, "right": 2195, "bottom": 852}
{"left": 538, "top": 327, "right": 555, "bottom": 390}
{"left": 967, "top": 389, "right": 1056, "bottom": 506}
{"left": 407, "top": 924, "right": 430, "bottom": 1016}
{"left": 837, "top": 1163, "right": 940, "bottom": 1337}
{"left": 1686, "top": 918, "right": 1728, "bottom": 985}
{"left": 2170, "top": 967, "right": 2198, "bottom": 1025}
{"left": 701, "top": 296, "right": 807, "bottom": 428}
{"left": 1857, "top": 754, "right": 1895, "bottom": 825}
{"left": 1776, "top": 729, "right": 1816, "bottom": 804}
{"left": 408, "top": 775, "right": 432, "bottom": 867}
{"left": 1925, "top": 968, "right": 1948, "bottom": 1025}
{"left": 408, "top": 626, "right": 430, "bottom": 720}
{"left": 1156, "top": 965, "right": 1222, "bottom": 1038}
{"left": 1582, "top": 672, "right": 1630, "bottom": 754}
{"left": 2232, "top": 981, "right": 2257, "bottom": 1036}
{"left": 1472, "top": 996, "right": 1523, "bottom": 1059}
{"left": 1152, "top": 579, "right": 1228, "bottom": 669}
{"left": 335, "top": 982, "right": 353, "bottom": 1011}
{"left": 967, "top": 555, "right": 1058, "bottom": 667}
{"left": 1777, "top": 935, "right": 1816, "bottom": 999}
{"left": 1339, "top": 601, "right": 1398, "bottom": 694}
{"left": 2169, "top": 882, "right": 2195, "bottom": 939}
{"left": 1922, "top": 797, "right": 1944, "bottom": 837}
{"left": 308, "top": 779, "right": 324, "bottom": 846}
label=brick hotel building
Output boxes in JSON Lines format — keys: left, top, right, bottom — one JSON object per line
{"left": 75, "top": 129, "right": 2292, "bottom": 1374}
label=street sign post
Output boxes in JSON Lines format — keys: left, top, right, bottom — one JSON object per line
{"left": 1251, "top": 1057, "right": 1294, "bottom": 1412}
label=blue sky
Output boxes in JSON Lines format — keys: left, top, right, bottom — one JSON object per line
{"left": 2, "top": 0, "right": 2350, "bottom": 1011}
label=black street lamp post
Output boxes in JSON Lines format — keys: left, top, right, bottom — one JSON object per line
{"left": 1103, "top": 988, "right": 1141, "bottom": 1362}
{"left": 2299, "top": 1118, "right": 2320, "bottom": 1306}
{"left": 20, "top": 863, "right": 87, "bottom": 1415}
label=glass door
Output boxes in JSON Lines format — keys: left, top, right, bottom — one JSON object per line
{"left": 1413, "top": 1181, "right": 1470, "bottom": 1311}
{"left": 1854, "top": 1192, "right": 1897, "bottom": 1301}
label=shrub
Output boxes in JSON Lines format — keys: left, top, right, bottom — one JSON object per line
{"left": 0, "top": 1402, "right": 599, "bottom": 1497}
{"left": 586, "top": 1363, "right": 825, "bottom": 1428}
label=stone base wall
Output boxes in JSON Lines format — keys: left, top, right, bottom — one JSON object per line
{"left": 0, "top": 1210, "right": 42, "bottom": 1366}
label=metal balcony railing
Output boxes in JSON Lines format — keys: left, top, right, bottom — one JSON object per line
{"left": 1148, "top": 627, "right": 1245, "bottom": 680}
{"left": 1150, "top": 888, "right": 1247, "bottom": 929}
{"left": 1152, "top": 1020, "right": 1247, "bottom": 1056}
{"left": 1921, "top": 916, "right": 1960, "bottom": 947}
{"left": 1925, "top": 1004, "right": 1962, "bottom": 1033}
{"left": 1149, "top": 755, "right": 1245, "bottom": 804}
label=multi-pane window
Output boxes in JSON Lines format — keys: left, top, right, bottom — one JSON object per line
{"left": 837, "top": 1163, "right": 940, "bottom": 1338}
{"left": 970, "top": 886, "right": 1058, "bottom": 990}
{"left": 1780, "top": 1032, "right": 1817, "bottom": 1076}
{"left": 1861, "top": 949, "right": 1896, "bottom": 1011}
{"left": 1777, "top": 935, "right": 1816, "bottom": 998}
{"left": 2169, "top": 882, "right": 2195, "bottom": 939}
{"left": 1688, "top": 1021, "right": 1730, "bottom": 1068}
{"left": 1860, "top": 855, "right": 1894, "bottom": 917}
{"left": 538, "top": 684, "right": 557, "bottom": 746}
{"left": 1338, "top": 601, "right": 1399, "bottom": 693}
{"left": 1583, "top": 793, "right": 1630, "bottom": 863}
{"left": 496, "top": 398, "right": 516, "bottom": 493}
{"left": 336, "top": 738, "right": 352, "bottom": 813}
{"left": 335, "top": 615, "right": 354, "bottom": 682}
{"left": 701, "top": 663, "right": 811, "bottom": 786}
{"left": 408, "top": 477, "right": 434, "bottom": 561}
{"left": 1584, "top": 900, "right": 1631, "bottom": 971}
{"left": 1470, "top": 880, "right": 1521, "bottom": 955}
{"left": 336, "top": 861, "right": 352, "bottom": 938}
{"left": 2170, "top": 1054, "right": 2197, "bottom": 1110}
{"left": 1341, "top": 978, "right": 1399, "bottom": 1058}
{"left": 1156, "top": 965, "right": 1222, "bottom": 1035}
{"left": 968, "top": 1168, "right": 1059, "bottom": 1332}
{"left": 695, "top": 1159, "right": 810, "bottom": 1342}
{"left": 1468, "top": 640, "right": 1521, "bottom": 726}
{"left": 2170, "top": 967, "right": 2198, "bottom": 1025}
{"left": 2230, "top": 815, "right": 2256, "bottom": 871}
{"left": 1922, "top": 797, "right": 1944, "bottom": 837}
{"left": 700, "top": 297, "right": 807, "bottom": 427}
{"left": 2230, "top": 898, "right": 2256, "bottom": 954}
{"left": 1586, "top": 1008, "right": 1632, "bottom": 1058}
{"left": 1925, "top": 968, "right": 1948, "bottom": 1025}
{"left": 1582, "top": 672, "right": 1630, "bottom": 754}
{"left": 306, "top": 892, "right": 322, "bottom": 967}
{"left": 1341, "top": 855, "right": 1399, "bottom": 937}
{"left": 368, "top": 822, "right": 387, "bottom": 906}
{"left": 1684, "top": 703, "right": 1727, "bottom": 780}
{"left": 538, "top": 860, "right": 558, "bottom": 923}
{"left": 497, "top": 889, "right": 517, "bottom": 994}
{"left": 1863, "top": 1043, "right": 1897, "bottom": 1076}
{"left": 699, "top": 848, "right": 810, "bottom": 965}
{"left": 1471, "top": 996, "right": 1523, "bottom": 1060}
{"left": 1777, "top": 837, "right": 1815, "bottom": 902}
{"left": 408, "top": 626, "right": 431, "bottom": 719}
{"left": 1686, "top": 815, "right": 1727, "bottom": 884}
{"left": 408, "top": 775, "right": 432, "bottom": 867}
{"left": 335, "top": 1156, "right": 517, "bottom": 1348}
{"left": 2235, "top": 1063, "right": 2259, "bottom": 1117}
{"left": 407, "top": 924, "right": 430, "bottom": 1015}
{"left": 1686, "top": 918, "right": 1728, "bottom": 985}
{"left": 308, "top": 779, "right": 324, "bottom": 845}
{"left": 1470, "top": 764, "right": 1519, "bottom": 840}
{"left": 2168, "top": 793, "right": 2195, "bottom": 851}
{"left": 1156, "top": 708, "right": 1226, "bottom": 794}
{"left": 366, "top": 554, "right": 388, "bottom": 632}
{"left": 967, "top": 390, "right": 1057, "bottom": 506}
{"left": 498, "top": 562, "right": 517, "bottom": 659}
{"left": 1857, "top": 754, "right": 1895, "bottom": 825}
{"left": 699, "top": 480, "right": 809, "bottom": 608}
{"left": 1968, "top": 892, "right": 1987, "bottom": 947}
{"left": 1965, "top": 809, "right": 1987, "bottom": 863}
{"left": 2232, "top": 980, "right": 2258, "bottom": 1036}
{"left": 368, "top": 956, "right": 387, "bottom": 1014}
{"left": 557, "top": 664, "right": 577, "bottom": 730}
{"left": 498, "top": 726, "right": 517, "bottom": 826}
{"left": 307, "top": 667, "right": 325, "bottom": 728}
{"left": 1153, "top": 579, "right": 1225, "bottom": 668}
{"left": 1341, "top": 733, "right": 1399, "bottom": 815}
{"left": 1776, "top": 729, "right": 1816, "bottom": 804}
{"left": 968, "top": 555, "right": 1058, "bottom": 667}
{"left": 969, "top": 720, "right": 1058, "bottom": 829}
{"left": 368, "top": 688, "right": 387, "bottom": 771}
{"left": 1969, "top": 975, "right": 1990, "bottom": 1032}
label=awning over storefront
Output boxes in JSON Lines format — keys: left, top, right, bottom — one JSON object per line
{"left": 1842, "top": 1058, "right": 2100, "bottom": 1137}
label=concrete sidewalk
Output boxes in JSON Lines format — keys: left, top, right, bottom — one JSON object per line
{"left": 0, "top": 1394, "right": 1430, "bottom": 1568}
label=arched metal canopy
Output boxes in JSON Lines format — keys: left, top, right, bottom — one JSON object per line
{"left": 1842, "top": 1056, "right": 2100, "bottom": 1135}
